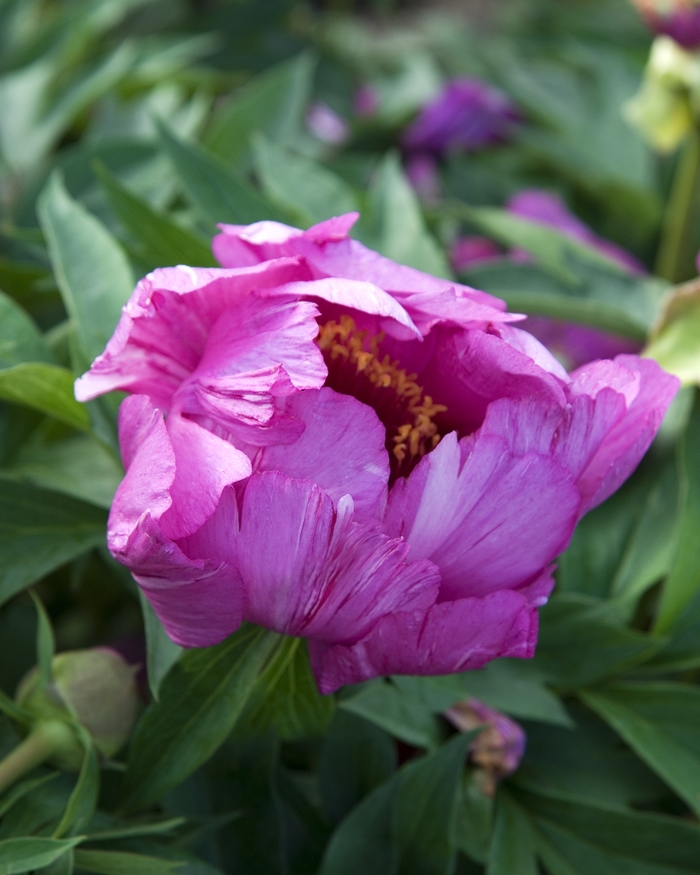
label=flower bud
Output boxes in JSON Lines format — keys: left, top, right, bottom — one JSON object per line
{"left": 632, "top": 0, "right": 700, "bottom": 50}
{"left": 15, "top": 648, "right": 138, "bottom": 770}
{"left": 445, "top": 698, "right": 526, "bottom": 795}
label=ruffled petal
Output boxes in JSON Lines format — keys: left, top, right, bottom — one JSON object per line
{"left": 257, "top": 388, "right": 389, "bottom": 521}
{"left": 237, "top": 471, "right": 440, "bottom": 643}
{"left": 174, "top": 294, "right": 326, "bottom": 444}
{"left": 310, "top": 582, "right": 545, "bottom": 694}
{"left": 75, "top": 258, "right": 306, "bottom": 406}
{"left": 570, "top": 355, "right": 679, "bottom": 513}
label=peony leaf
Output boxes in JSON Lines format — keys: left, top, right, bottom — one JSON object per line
{"left": 72, "top": 850, "right": 183, "bottom": 875}
{"left": 122, "top": 625, "right": 280, "bottom": 810}
{"left": 582, "top": 682, "right": 700, "bottom": 817}
{"left": 0, "top": 364, "right": 91, "bottom": 433}
{"left": 0, "top": 291, "right": 53, "bottom": 369}
{"left": 38, "top": 173, "right": 134, "bottom": 367}
{"left": 486, "top": 791, "right": 538, "bottom": 875}
{"left": 0, "top": 837, "right": 83, "bottom": 874}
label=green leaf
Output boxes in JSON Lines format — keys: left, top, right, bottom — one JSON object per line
{"left": 234, "top": 637, "right": 334, "bottom": 740}
{"left": 123, "top": 625, "right": 279, "bottom": 809}
{"left": 0, "top": 773, "right": 58, "bottom": 820}
{"left": 340, "top": 679, "right": 443, "bottom": 749}
{"left": 582, "top": 683, "right": 700, "bottom": 816}
{"left": 84, "top": 817, "right": 185, "bottom": 842}
{"left": 513, "top": 784, "right": 700, "bottom": 874}
{"left": 0, "top": 365, "right": 91, "bottom": 433}
{"left": 318, "top": 710, "right": 397, "bottom": 826}
{"left": 454, "top": 771, "right": 494, "bottom": 865}
{"left": 0, "top": 837, "right": 83, "bottom": 874}
{"left": 94, "top": 162, "right": 217, "bottom": 270}
{"left": 0, "top": 292, "right": 53, "bottom": 370}
{"left": 38, "top": 173, "right": 134, "bottom": 366}
{"left": 139, "top": 593, "right": 182, "bottom": 703}
{"left": 394, "top": 732, "right": 472, "bottom": 875}
{"left": 486, "top": 791, "right": 538, "bottom": 875}
{"left": 364, "top": 154, "right": 451, "bottom": 278}
{"left": 0, "top": 690, "right": 31, "bottom": 726}
{"left": 0, "top": 480, "right": 107, "bottom": 608}
{"left": 655, "top": 397, "right": 700, "bottom": 632}
{"left": 1, "top": 434, "right": 122, "bottom": 510}
{"left": 36, "top": 848, "right": 74, "bottom": 874}
{"left": 205, "top": 53, "right": 315, "bottom": 167}
{"left": 53, "top": 736, "right": 99, "bottom": 838}
{"left": 252, "top": 136, "right": 358, "bottom": 228}
{"left": 29, "top": 590, "right": 55, "bottom": 690}
{"left": 533, "top": 594, "right": 660, "bottom": 689}
{"left": 157, "top": 121, "right": 287, "bottom": 230}
{"left": 319, "top": 778, "right": 399, "bottom": 875}
{"left": 73, "top": 850, "right": 183, "bottom": 875}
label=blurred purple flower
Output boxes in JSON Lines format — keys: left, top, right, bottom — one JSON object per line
{"left": 306, "top": 101, "right": 350, "bottom": 146}
{"left": 354, "top": 84, "right": 379, "bottom": 119}
{"left": 633, "top": 0, "right": 700, "bottom": 49}
{"left": 405, "top": 153, "right": 442, "bottom": 202}
{"left": 450, "top": 236, "right": 502, "bottom": 272}
{"left": 445, "top": 698, "right": 526, "bottom": 794}
{"left": 507, "top": 190, "right": 647, "bottom": 275}
{"left": 76, "top": 213, "right": 678, "bottom": 694}
{"left": 401, "top": 78, "right": 520, "bottom": 157}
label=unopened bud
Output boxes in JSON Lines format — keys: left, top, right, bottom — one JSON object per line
{"left": 16, "top": 648, "right": 138, "bottom": 770}
{"left": 445, "top": 698, "right": 526, "bottom": 796}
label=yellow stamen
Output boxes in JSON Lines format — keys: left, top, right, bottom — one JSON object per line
{"left": 318, "top": 316, "right": 448, "bottom": 470}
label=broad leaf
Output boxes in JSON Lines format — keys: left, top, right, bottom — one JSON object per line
{"left": 253, "top": 136, "right": 358, "bottom": 228}
{"left": 0, "top": 364, "right": 91, "bottom": 433}
{"left": 53, "top": 736, "right": 99, "bottom": 838}
{"left": 205, "top": 53, "right": 315, "bottom": 167}
{"left": 157, "top": 121, "right": 287, "bottom": 230}
{"left": 123, "top": 625, "right": 279, "bottom": 809}
{"left": 0, "top": 292, "right": 53, "bottom": 369}
{"left": 0, "top": 837, "right": 82, "bottom": 874}
{"left": 486, "top": 791, "right": 538, "bottom": 875}
{"left": 582, "top": 682, "right": 700, "bottom": 816}
{"left": 139, "top": 593, "right": 182, "bottom": 703}
{"left": 72, "top": 850, "right": 183, "bottom": 875}
{"left": 38, "top": 174, "right": 134, "bottom": 365}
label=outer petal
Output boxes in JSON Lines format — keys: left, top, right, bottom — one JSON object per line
{"left": 310, "top": 580, "right": 546, "bottom": 694}
{"left": 571, "top": 355, "right": 679, "bottom": 513}
{"left": 385, "top": 425, "right": 580, "bottom": 601}
{"left": 108, "top": 396, "right": 245, "bottom": 647}
{"left": 174, "top": 295, "right": 326, "bottom": 444}
{"left": 75, "top": 258, "right": 306, "bottom": 406}
{"left": 257, "top": 387, "right": 389, "bottom": 521}
{"left": 237, "top": 471, "right": 440, "bottom": 643}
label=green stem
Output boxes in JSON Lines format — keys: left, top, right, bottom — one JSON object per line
{"left": 0, "top": 721, "right": 76, "bottom": 795}
{"left": 656, "top": 130, "right": 700, "bottom": 283}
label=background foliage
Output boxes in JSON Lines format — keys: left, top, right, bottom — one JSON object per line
{"left": 1, "top": 0, "right": 700, "bottom": 872}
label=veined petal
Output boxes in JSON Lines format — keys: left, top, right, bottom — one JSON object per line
{"left": 310, "top": 584, "right": 543, "bottom": 694}
{"left": 237, "top": 471, "right": 439, "bottom": 643}
{"left": 257, "top": 388, "right": 389, "bottom": 521}
{"left": 75, "top": 258, "right": 306, "bottom": 406}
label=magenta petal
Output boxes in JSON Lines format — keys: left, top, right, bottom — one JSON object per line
{"left": 310, "top": 587, "right": 539, "bottom": 694}
{"left": 571, "top": 356, "right": 680, "bottom": 513}
{"left": 75, "top": 258, "right": 307, "bottom": 407}
{"left": 174, "top": 295, "right": 326, "bottom": 443}
{"left": 238, "top": 471, "right": 440, "bottom": 642}
{"left": 161, "top": 413, "right": 251, "bottom": 541}
{"left": 258, "top": 388, "right": 389, "bottom": 521}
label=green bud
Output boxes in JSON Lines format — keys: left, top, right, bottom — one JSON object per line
{"left": 16, "top": 648, "right": 138, "bottom": 770}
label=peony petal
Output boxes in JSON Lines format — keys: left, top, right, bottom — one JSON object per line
{"left": 237, "top": 471, "right": 439, "bottom": 643}
{"left": 174, "top": 295, "right": 326, "bottom": 444}
{"left": 571, "top": 355, "right": 679, "bottom": 513}
{"left": 75, "top": 258, "right": 307, "bottom": 406}
{"left": 310, "top": 585, "right": 542, "bottom": 694}
{"left": 257, "top": 387, "right": 390, "bottom": 521}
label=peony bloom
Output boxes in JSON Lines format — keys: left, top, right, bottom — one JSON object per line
{"left": 76, "top": 212, "right": 678, "bottom": 694}
{"left": 401, "top": 78, "right": 520, "bottom": 158}
{"left": 632, "top": 0, "right": 700, "bottom": 49}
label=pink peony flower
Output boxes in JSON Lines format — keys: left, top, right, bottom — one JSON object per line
{"left": 632, "top": 0, "right": 700, "bottom": 49}
{"left": 75, "top": 213, "right": 678, "bottom": 694}
{"left": 401, "top": 78, "right": 520, "bottom": 158}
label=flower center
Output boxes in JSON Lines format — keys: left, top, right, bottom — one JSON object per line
{"left": 317, "top": 315, "right": 447, "bottom": 480}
